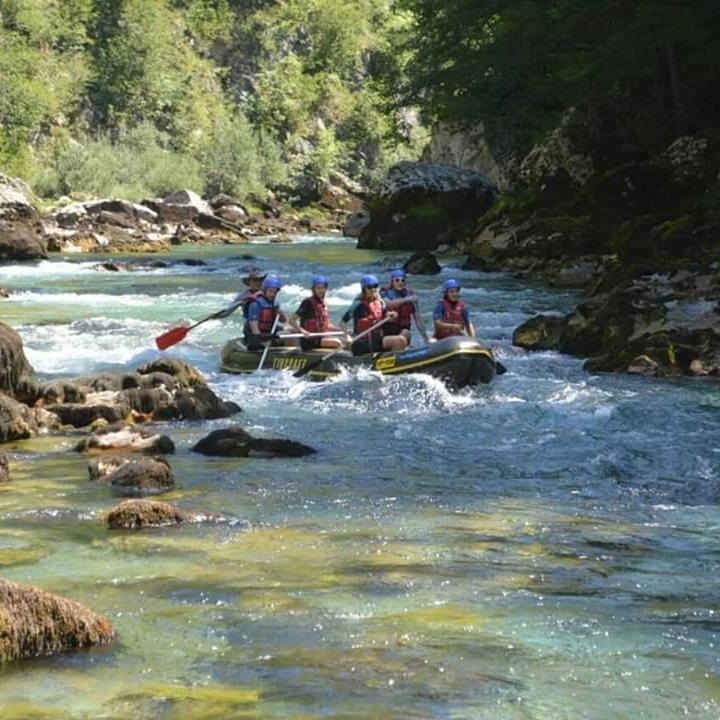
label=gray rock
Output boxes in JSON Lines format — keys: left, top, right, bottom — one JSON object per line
{"left": 192, "top": 426, "right": 316, "bottom": 458}
{"left": 216, "top": 205, "right": 247, "bottom": 225}
{"left": 0, "top": 174, "right": 35, "bottom": 221}
{"left": 0, "top": 452, "right": 8, "bottom": 482}
{"left": 358, "top": 162, "right": 497, "bottom": 251}
{"left": 512, "top": 314, "right": 568, "bottom": 351}
{"left": 0, "top": 393, "right": 37, "bottom": 443}
{"left": 0, "top": 222, "right": 47, "bottom": 261}
{"left": 0, "top": 322, "right": 35, "bottom": 400}
{"left": 403, "top": 252, "right": 442, "bottom": 275}
{"left": 155, "top": 190, "right": 213, "bottom": 222}
{"left": 104, "top": 456, "right": 174, "bottom": 496}
{"left": 343, "top": 211, "right": 370, "bottom": 238}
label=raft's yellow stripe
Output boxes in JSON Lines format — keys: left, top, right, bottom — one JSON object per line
{"left": 379, "top": 348, "right": 494, "bottom": 374}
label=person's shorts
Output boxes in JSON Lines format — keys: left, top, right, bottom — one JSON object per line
{"left": 245, "top": 335, "right": 281, "bottom": 352}
{"left": 383, "top": 322, "right": 411, "bottom": 339}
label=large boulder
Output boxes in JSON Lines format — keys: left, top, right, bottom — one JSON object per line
{"left": 0, "top": 393, "right": 37, "bottom": 443}
{"left": 343, "top": 211, "right": 370, "bottom": 238}
{"left": 152, "top": 190, "right": 213, "bottom": 223}
{"left": 422, "top": 121, "right": 518, "bottom": 192}
{"left": 0, "top": 222, "right": 47, "bottom": 261}
{"left": 358, "top": 162, "right": 498, "bottom": 251}
{"left": 0, "top": 452, "right": 8, "bottom": 483}
{"left": 0, "top": 174, "right": 35, "bottom": 221}
{"left": 0, "top": 323, "right": 35, "bottom": 400}
{"left": 512, "top": 314, "right": 568, "bottom": 351}
{"left": 0, "top": 578, "right": 115, "bottom": 663}
{"left": 192, "top": 426, "right": 316, "bottom": 458}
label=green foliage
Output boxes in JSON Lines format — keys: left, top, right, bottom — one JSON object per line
{"left": 397, "top": 0, "right": 720, "bottom": 153}
{"left": 0, "top": 0, "right": 426, "bottom": 201}
{"left": 33, "top": 124, "right": 203, "bottom": 200}
{"left": 195, "top": 114, "right": 287, "bottom": 199}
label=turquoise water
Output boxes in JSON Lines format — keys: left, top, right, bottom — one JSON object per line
{"left": 1, "top": 238, "right": 719, "bottom": 718}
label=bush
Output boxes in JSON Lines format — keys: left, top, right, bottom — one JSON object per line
{"left": 196, "top": 115, "right": 287, "bottom": 199}
{"left": 32, "top": 124, "right": 203, "bottom": 200}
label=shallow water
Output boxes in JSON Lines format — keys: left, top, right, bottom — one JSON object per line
{"left": 1, "top": 238, "right": 720, "bottom": 718}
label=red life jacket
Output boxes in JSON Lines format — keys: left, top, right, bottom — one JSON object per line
{"left": 301, "top": 295, "right": 329, "bottom": 333}
{"left": 435, "top": 299, "right": 466, "bottom": 339}
{"left": 256, "top": 299, "right": 278, "bottom": 333}
{"left": 355, "top": 299, "right": 385, "bottom": 344}
{"left": 383, "top": 286, "right": 414, "bottom": 329}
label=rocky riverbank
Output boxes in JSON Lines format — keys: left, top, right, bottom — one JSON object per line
{"left": 360, "top": 113, "right": 720, "bottom": 379}
{"left": 0, "top": 319, "right": 315, "bottom": 665}
{"left": 0, "top": 174, "right": 357, "bottom": 261}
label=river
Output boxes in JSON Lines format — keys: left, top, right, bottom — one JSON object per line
{"left": 1, "top": 237, "right": 719, "bottom": 719}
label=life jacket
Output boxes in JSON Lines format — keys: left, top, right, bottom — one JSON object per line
{"left": 434, "top": 298, "right": 466, "bottom": 339}
{"left": 355, "top": 299, "right": 385, "bottom": 345}
{"left": 244, "top": 296, "right": 278, "bottom": 334}
{"left": 301, "top": 295, "right": 329, "bottom": 333}
{"left": 241, "top": 290, "right": 262, "bottom": 319}
{"left": 393, "top": 288, "right": 415, "bottom": 330}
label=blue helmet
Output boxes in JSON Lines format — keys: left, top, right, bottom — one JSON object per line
{"left": 390, "top": 268, "right": 407, "bottom": 280}
{"left": 311, "top": 274, "right": 329, "bottom": 288}
{"left": 262, "top": 276, "right": 282, "bottom": 291}
{"left": 360, "top": 274, "right": 380, "bottom": 289}
{"left": 442, "top": 279, "right": 461, "bottom": 293}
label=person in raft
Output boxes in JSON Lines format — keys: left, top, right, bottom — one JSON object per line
{"left": 380, "top": 268, "right": 429, "bottom": 345}
{"left": 214, "top": 268, "right": 267, "bottom": 319}
{"left": 341, "top": 274, "right": 407, "bottom": 355}
{"left": 292, "top": 274, "right": 344, "bottom": 350}
{"left": 243, "top": 276, "right": 299, "bottom": 350}
{"left": 433, "top": 279, "right": 476, "bottom": 339}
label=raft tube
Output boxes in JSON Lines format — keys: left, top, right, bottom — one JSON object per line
{"left": 220, "top": 336, "right": 496, "bottom": 388}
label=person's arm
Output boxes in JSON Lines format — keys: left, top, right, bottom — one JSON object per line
{"left": 214, "top": 291, "right": 246, "bottom": 319}
{"left": 290, "top": 299, "right": 312, "bottom": 335}
{"left": 382, "top": 293, "right": 417, "bottom": 309}
{"left": 413, "top": 300, "right": 429, "bottom": 342}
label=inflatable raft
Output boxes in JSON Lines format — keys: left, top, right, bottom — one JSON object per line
{"left": 220, "top": 335, "right": 496, "bottom": 388}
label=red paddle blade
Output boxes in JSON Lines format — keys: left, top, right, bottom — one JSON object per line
{"left": 155, "top": 325, "right": 189, "bottom": 350}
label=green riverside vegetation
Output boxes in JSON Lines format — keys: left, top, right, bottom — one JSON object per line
{"left": 0, "top": 0, "right": 426, "bottom": 202}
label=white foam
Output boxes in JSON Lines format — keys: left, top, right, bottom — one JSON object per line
{"left": 0, "top": 260, "right": 97, "bottom": 279}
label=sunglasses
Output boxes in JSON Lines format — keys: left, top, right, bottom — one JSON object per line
{"left": 393, "top": 278, "right": 407, "bottom": 283}
{"left": 365, "top": 285, "right": 379, "bottom": 289}
{"left": 447, "top": 288, "right": 461, "bottom": 293}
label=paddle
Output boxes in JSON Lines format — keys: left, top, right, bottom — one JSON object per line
{"left": 293, "top": 316, "right": 391, "bottom": 379}
{"left": 413, "top": 300, "right": 429, "bottom": 344}
{"left": 155, "top": 312, "right": 218, "bottom": 350}
{"left": 257, "top": 313, "right": 281, "bottom": 371}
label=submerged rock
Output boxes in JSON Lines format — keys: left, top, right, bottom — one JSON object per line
{"left": 0, "top": 452, "right": 8, "bottom": 482}
{"left": 75, "top": 426, "right": 175, "bottom": 455}
{"left": 0, "top": 578, "right": 115, "bottom": 663}
{"left": 192, "top": 426, "right": 316, "bottom": 458}
{"left": 103, "top": 499, "right": 228, "bottom": 529}
{"left": 403, "top": 251, "right": 442, "bottom": 275}
{"left": 105, "top": 457, "right": 174, "bottom": 496}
